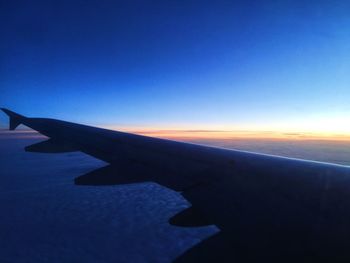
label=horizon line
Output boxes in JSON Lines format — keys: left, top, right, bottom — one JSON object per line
{"left": 1, "top": 127, "right": 350, "bottom": 142}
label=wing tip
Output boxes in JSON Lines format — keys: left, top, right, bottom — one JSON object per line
{"left": 1, "top": 108, "right": 12, "bottom": 116}
{"left": 1, "top": 108, "right": 22, "bottom": 116}
{"left": 1, "top": 108, "right": 25, "bottom": 130}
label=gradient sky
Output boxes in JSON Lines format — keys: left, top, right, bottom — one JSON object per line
{"left": 1, "top": 0, "right": 350, "bottom": 134}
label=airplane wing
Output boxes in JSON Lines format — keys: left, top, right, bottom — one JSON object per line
{"left": 2, "top": 108, "right": 350, "bottom": 262}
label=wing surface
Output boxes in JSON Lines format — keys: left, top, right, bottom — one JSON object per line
{"left": 3, "top": 108, "right": 350, "bottom": 261}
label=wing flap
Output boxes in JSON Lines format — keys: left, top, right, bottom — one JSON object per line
{"left": 25, "top": 139, "right": 78, "bottom": 153}
{"left": 74, "top": 160, "right": 211, "bottom": 191}
{"left": 169, "top": 206, "right": 212, "bottom": 227}
{"left": 74, "top": 163, "right": 148, "bottom": 186}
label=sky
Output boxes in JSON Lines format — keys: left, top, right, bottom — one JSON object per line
{"left": 1, "top": 0, "right": 350, "bottom": 136}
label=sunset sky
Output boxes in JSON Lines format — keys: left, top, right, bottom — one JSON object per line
{"left": 1, "top": 1, "right": 350, "bottom": 139}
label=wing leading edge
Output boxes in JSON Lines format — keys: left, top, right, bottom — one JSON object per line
{"left": 3, "top": 108, "right": 350, "bottom": 262}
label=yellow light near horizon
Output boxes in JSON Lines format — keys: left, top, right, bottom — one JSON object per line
{"left": 108, "top": 127, "right": 350, "bottom": 141}
{"left": 6, "top": 117, "right": 348, "bottom": 141}
{"left": 106, "top": 114, "right": 350, "bottom": 139}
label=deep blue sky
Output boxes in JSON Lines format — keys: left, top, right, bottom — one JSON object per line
{"left": 1, "top": 0, "right": 349, "bottom": 133}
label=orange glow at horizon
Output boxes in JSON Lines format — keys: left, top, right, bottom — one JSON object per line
{"left": 110, "top": 127, "right": 350, "bottom": 141}
{"left": 1, "top": 127, "right": 350, "bottom": 141}
{"left": 105, "top": 115, "right": 350, "bottom": 141}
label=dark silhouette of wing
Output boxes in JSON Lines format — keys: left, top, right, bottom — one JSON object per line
{"left": 2, "top": 108, "right": 350, "bottom": 262}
